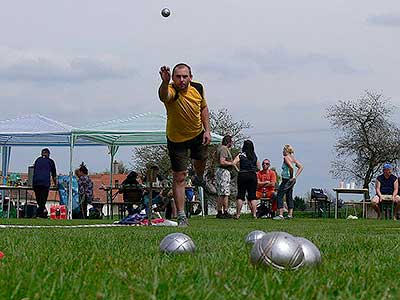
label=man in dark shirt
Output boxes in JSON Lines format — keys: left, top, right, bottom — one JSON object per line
{"left": 32, "top": 148, "right": 57, "bottom": 218}
{"left": 371, "top": 163, "right": 400, "bottom": 220}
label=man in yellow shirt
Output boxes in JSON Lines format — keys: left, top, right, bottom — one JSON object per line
{"left": 158, "top": 63, "right": 211, "bottom": 227}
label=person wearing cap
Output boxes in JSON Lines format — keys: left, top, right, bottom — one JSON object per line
{"left": 32, "top": 148, "right": 57, "bottom": 218}
{"left": 371, "top": 163, "right": 400, "bottom": 220}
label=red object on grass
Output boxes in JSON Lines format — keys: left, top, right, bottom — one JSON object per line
{"left": 0, "top": 251, "right": 4, "bottom": 259}
{"left": 50, "top": 205, "right": 67, "bottom": 220}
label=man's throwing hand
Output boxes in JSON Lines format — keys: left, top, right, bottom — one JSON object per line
{"left": 159, "top": 66, "right": 171, "bottom": 83}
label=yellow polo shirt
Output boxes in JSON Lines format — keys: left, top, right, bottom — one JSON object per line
{"left": 162, "top": 82, "right": 207, "bottom": 143}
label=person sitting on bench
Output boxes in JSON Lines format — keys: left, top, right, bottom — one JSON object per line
{"left": 120, "top": 171, "right": 143, "bottom": 215}
{"left": 256, "top": 159, "right": 277, "bottom": 217}
{"left": 371, "top": 163, "right": 400, "bottom": 220}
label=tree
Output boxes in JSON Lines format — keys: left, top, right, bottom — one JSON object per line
{"left": 206, "top": 108, "right": 252, "bottom": 182}
{"left": 131, "top": 145, "right": 170, "bottom": 178}
{"left": 113, "top": 160, "right": 129, "bottom": 174}
{"left": 293, "top": 196, "right": 306, "bottom": 211}
{"left": 326, "top": 91, "right": 400, "bottom": 190}
{"left": 209, "top": 108, "right": 251, "bottom": 148}
{"left": 101, "top": 160, "right": 130, "bottom": 174}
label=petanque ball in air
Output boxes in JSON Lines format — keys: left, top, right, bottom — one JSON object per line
{"left": 159, "top": 233, "right": 195, "bottom": 254}
{"left": 296, "top": 237, "right": 322, "bottom": 267}
{"left": 245, "top": 230, "right": 266, "bottom": 245}
{"left": 250, "top": 231, "right": 304, "bottom": 270}
{"left": 161, "top": 8, "right": 171, "bottom": 18}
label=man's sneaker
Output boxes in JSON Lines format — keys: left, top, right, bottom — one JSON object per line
{"left": 223, "top": 212, "right": 233, "bottom": 219}
{"left": 273, "top": 215, "right": 284, "bottom": 220}
{"left": 177, "top": 216, "right": 189, "bottom": 227}
{"left": 216, "top": 213, "right": 224, "bottom": 219}
{"left": 285, "top": 215, "right": 294, "bottom": 219}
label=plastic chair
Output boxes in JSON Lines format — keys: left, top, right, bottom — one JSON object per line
{"left": 256, "top": 197, "right": 275, "bottom": 218}
{"left": 380, "top": 196, "right": 394, "bottom": 219}
{"left": 119, "top": 184, "right": 144, "bottom": 218}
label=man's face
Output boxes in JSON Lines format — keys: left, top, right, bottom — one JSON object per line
{"left": 262, "top": 160, "right": 270, "bottom": 170}
{"left": 172, "top": 66, "right": 192, "bottom": 91}
{"left": 41, "top": 151, "right": 50, "bottom": 158}
{"left": 384, "top": 168, "right": 392, "bottom": 177}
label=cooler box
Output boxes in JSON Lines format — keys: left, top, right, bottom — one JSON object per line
{"left": 50, "top": 205, "right": 67, "bottom": 220}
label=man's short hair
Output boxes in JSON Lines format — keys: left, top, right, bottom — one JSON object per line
{"left": 41, "top": 148, "right": 50, "bottom": 154}
{"left": 222, "top": 135, "right": 232, "bottom": 146}
{"left": 172, "top": 63, "right": 192, "bottom": 76}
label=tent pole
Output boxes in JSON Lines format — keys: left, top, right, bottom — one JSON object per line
{"left": 1, "top": 146, "right": 11, "bottom": 218}
{"left": 1, "top": 147, "right": 4, "bottom": 217}
{"left": 68, "top": 134, "right": 75, "bottom": 220}
{"left": 108, "top": 147, "right": 115, "bottom": 219}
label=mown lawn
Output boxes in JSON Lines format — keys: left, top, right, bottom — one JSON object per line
{"left": 0, "top": 216, "right": 399, "bottom": 300}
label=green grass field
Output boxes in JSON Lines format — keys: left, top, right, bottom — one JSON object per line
{"left": 0, "top": 216, "right": 399, "bottom": 300}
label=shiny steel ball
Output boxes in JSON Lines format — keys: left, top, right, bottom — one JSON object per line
{"left": 250, "top": 231, "right": 304, "bottom": 270}
{"left": 245, "top": 230, "right": 267, "bottom": 245}
{"left": 296, "top": 237, "right": 322, "bottom": 267}
{"left": 161, "top": 8, "right": 171, "bottom": 18}
{"left": 159, "top": 233, "right": 195, "bottom": 254}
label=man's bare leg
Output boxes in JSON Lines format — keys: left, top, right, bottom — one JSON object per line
{"left": 193, "top": 159, "right": 206, "bottom": 184}
{"left": 173, "top": 170, "right": 188, "bottom": 226}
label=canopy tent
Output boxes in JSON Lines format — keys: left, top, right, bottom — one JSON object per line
{"left": 0, "top": 113, "right": 223, "bottom": 219}
{"left": 76, "top": 113, "right": 222, "bottom": 208}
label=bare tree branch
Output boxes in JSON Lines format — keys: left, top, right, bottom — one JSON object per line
{"left": 326, "top": 91, "right": 400, "bottom": 191}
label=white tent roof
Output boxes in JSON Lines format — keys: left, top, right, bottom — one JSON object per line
{"left": 0, "top": 114, "right": 80, "bottom": 146}
{"left": 0, "top": 112, "right": 223, "bottom": 147}
{"left": 74, "top": 112, "right": 168, "bottom": 146}
{"left": 75, "top": 112, "right": 222, "bottom": 146}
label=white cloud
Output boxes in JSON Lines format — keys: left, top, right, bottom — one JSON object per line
{"left": 367, "top": 14, "right": 400, "bottom": 27}
{"left": 0, "top": 48, "right": 135, "bottom": 83}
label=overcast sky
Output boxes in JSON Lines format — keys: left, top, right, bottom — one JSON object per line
{"left": 1, "top": 0, "right": 400, "bottom": 196}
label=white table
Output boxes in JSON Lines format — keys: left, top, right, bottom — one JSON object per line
{"left": 333, "top": 188, "right": 369, "bottom": 219}
{"left": 0, "top": 185, "right": 58, "bottom": 218}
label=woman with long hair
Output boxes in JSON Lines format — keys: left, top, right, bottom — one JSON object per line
{"left": 76, "top": 162, "right": 94, "bottom": 219}
{"left": 234, "top": 140, "right": 260, "bottom": 219}
{"left": 273, "top": 144, "right": 304, "bottom": 220}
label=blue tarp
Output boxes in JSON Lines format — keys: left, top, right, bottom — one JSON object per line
{"left": 58, "top": 175, "right": 80, "bottom": 213}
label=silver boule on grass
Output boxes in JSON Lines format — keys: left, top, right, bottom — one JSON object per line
{"left": 250, "top": 231, "right": 304, "bottom": 270}
{"left": 161, "top": 8, "right": 171, "bottom": 18}
{"left": 245, "top": 230, "right": 266, "bottom": 245}
{"left": 296, "top": 237, "right": 322, "bottom": 267}
{"left": 159, "top": 233, "right": 195, "bottom": 254}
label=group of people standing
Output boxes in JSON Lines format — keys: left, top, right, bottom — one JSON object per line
{"left": 29, "top": 61, "right": 304, "bottom": 224}
{"left": 215, "top": 138, "right": 304, "bottom": 220}
{"left": 158, "top": 62, "right": 303, "bottom": 226}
